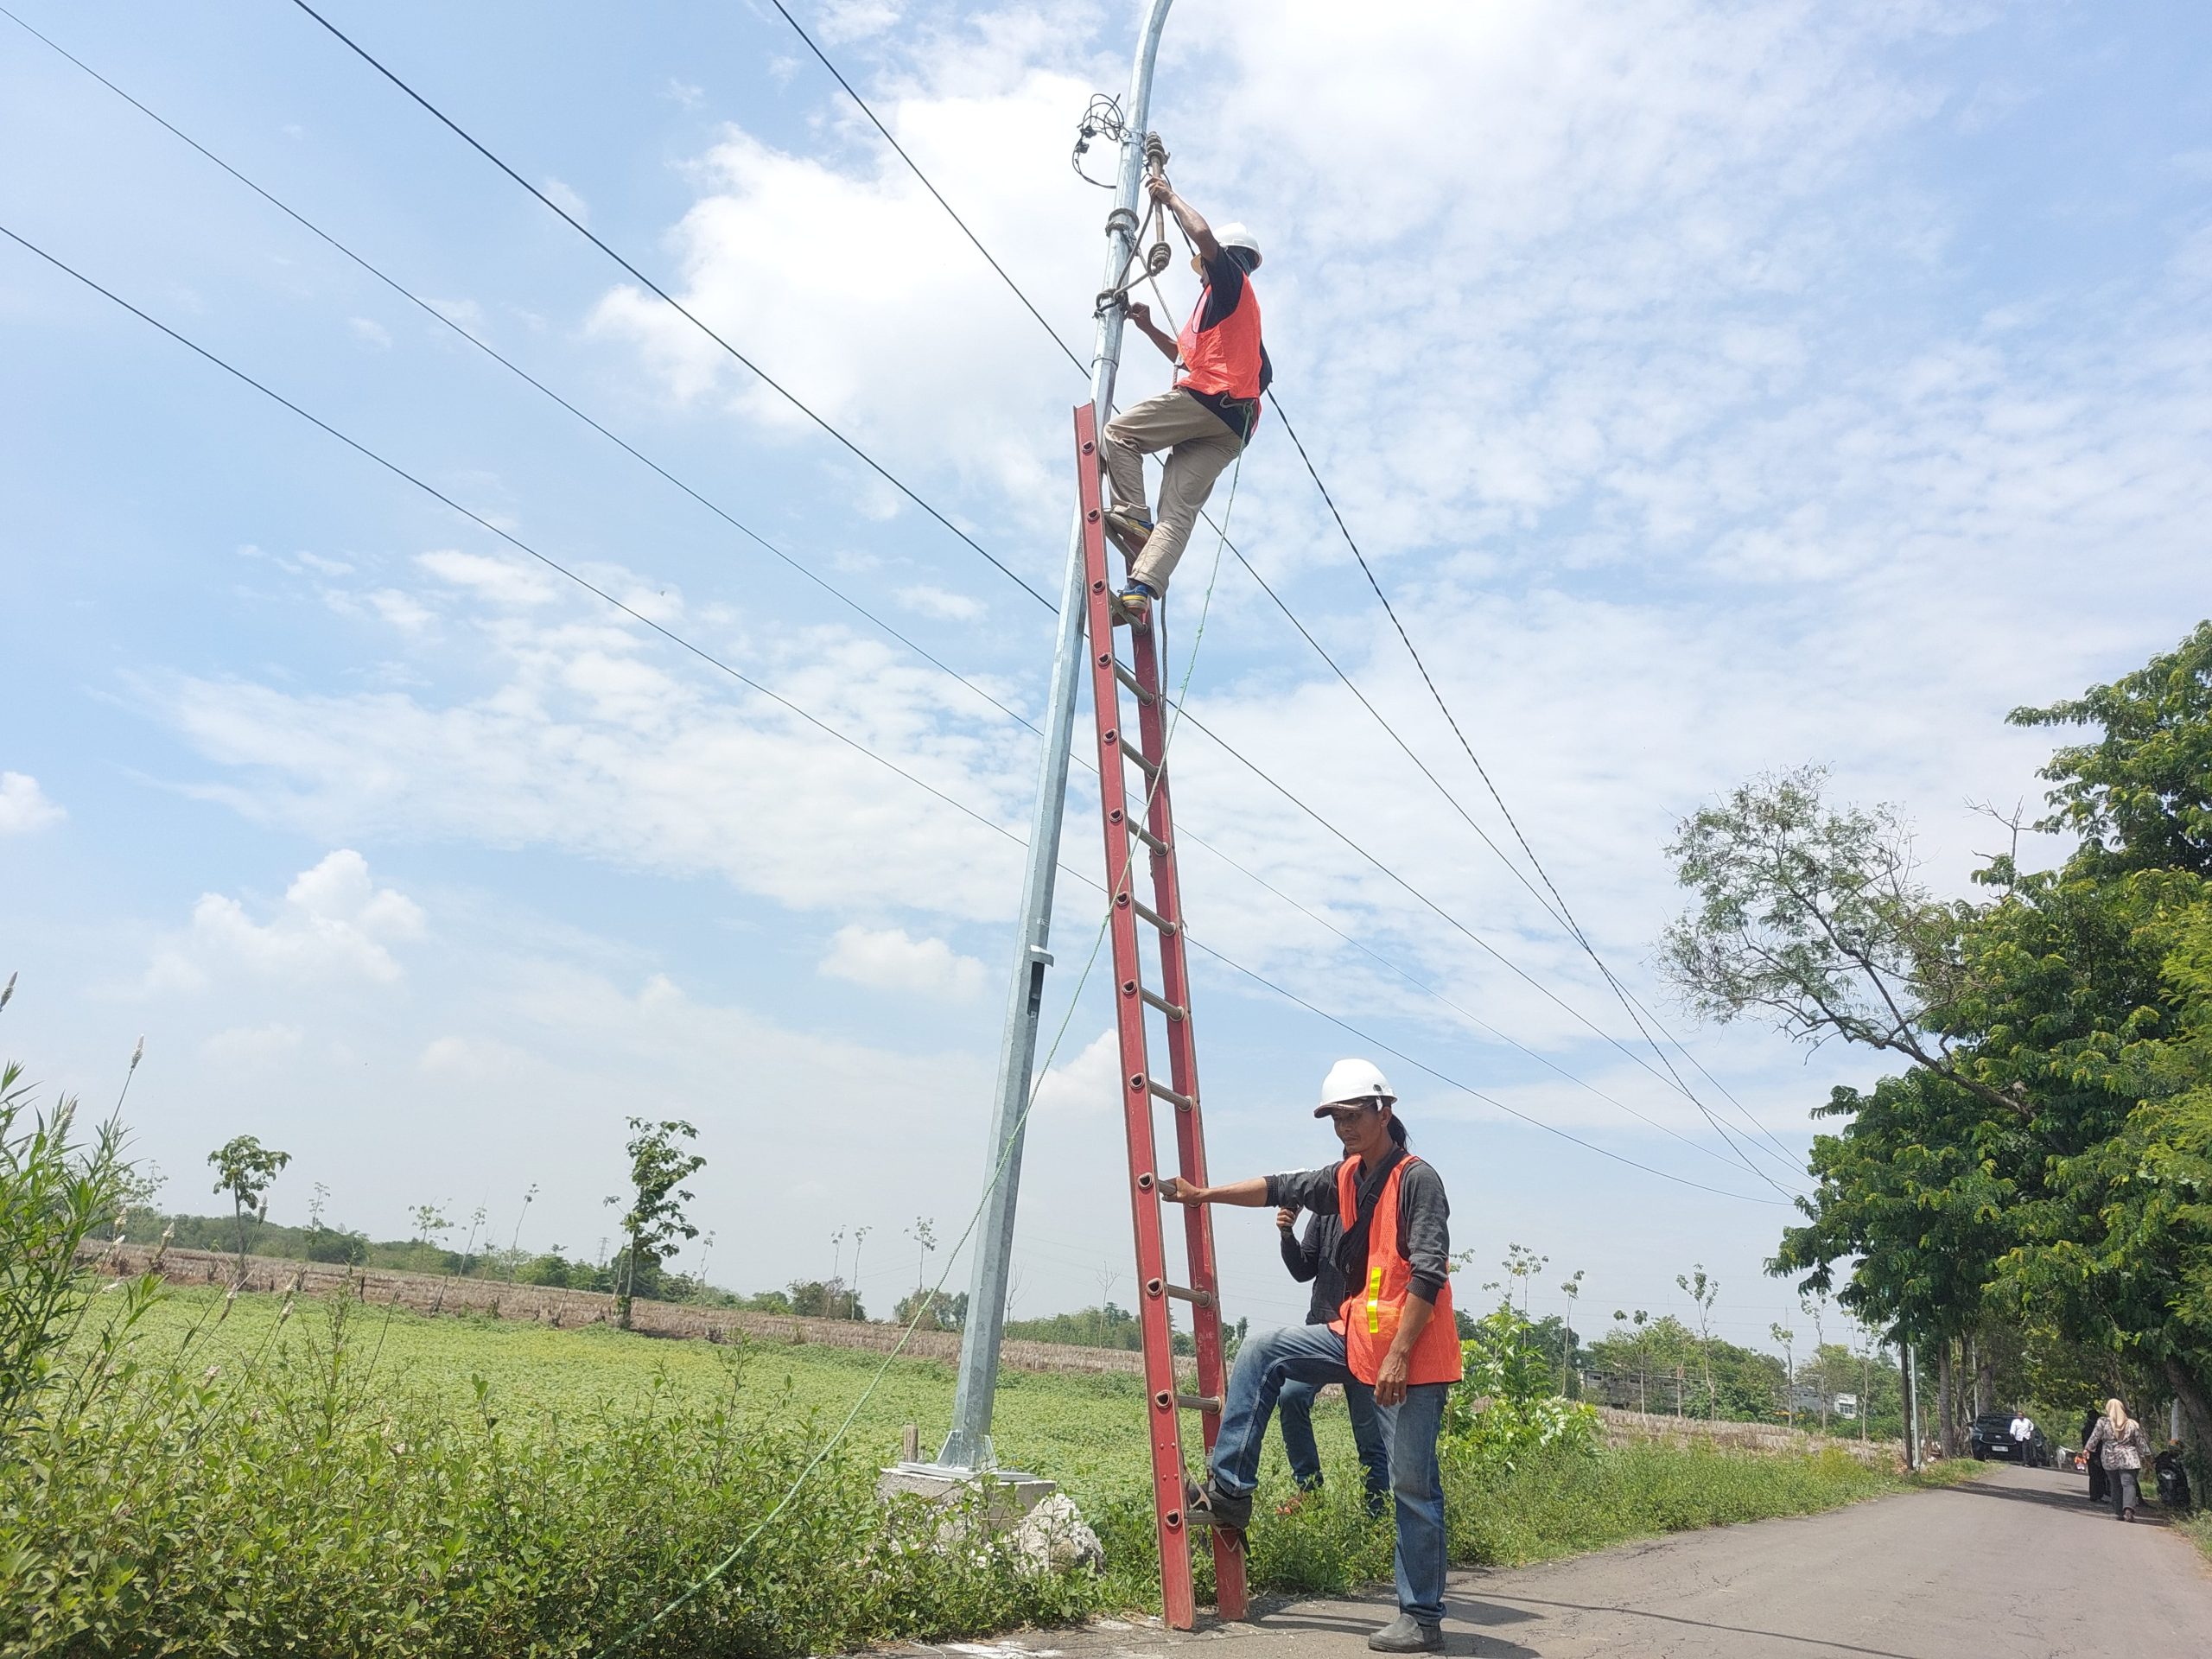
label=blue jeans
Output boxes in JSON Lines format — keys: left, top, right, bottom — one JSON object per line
{"left": 1211, "top": 1323, "right": 1452, "bottom": 1624}
{"left": 1278, "top": 1373, "right": 1391, "bottom": 1514}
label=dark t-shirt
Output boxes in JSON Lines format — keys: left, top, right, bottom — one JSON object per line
{"left": 1180, "top": 248, "right": 1272, "bottom": 444}
{"left": 1266, "top": 1147, "right": 1451, "bottom": 1305}
{"left": 1280, "top": 1208, "right": 1349, "bottom": 1325}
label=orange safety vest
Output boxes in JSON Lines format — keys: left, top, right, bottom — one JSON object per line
{"left": 1175, "top": 274, "right": 1265, "bottom": 409}
{"left": 1332, "top": 1153, "right": 1463, "bottom": 1389}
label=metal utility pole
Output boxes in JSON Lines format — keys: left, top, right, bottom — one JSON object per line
{"left": 931, "top": 0, "right": 1178, "bottom": 1475}
{"left": 1902, "top": 1340, "right": 1921, "bottom": 1471}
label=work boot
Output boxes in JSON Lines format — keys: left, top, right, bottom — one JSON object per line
{"left": 1367, "top": 1614, "right": 1443, "bottom": 1653}
{"left": 1110, "top": 582, "right": 1157, "bottom": 626}
{"left": 1183, "top": 1478, "right": 1252, "bottom": 1534}
{"left": 1103, "top": 506, "right": 1155, "bottom": 558}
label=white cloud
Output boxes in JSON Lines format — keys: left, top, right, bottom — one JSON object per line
{"left": 1031, "top": 1026, "right": 1119, "bottom": 1118}
{"left": 347, "top": 317, "right": 392, "bottom": 350}
{"left": 200, "top": 1023, "right": 306, "bottom": 1068}
{"left": 149, "top": 566, "right": 1037, "bottom": 919}
{"left": 541, "top": 177, "right": 589, "bottom": 225}
{"left": 898, "top": 585, "right": 983, "bottom": 622}
{"left": 664, "top": 79, "right": 704, "bottom": 109}
{"left": 820, "top": 924, "right": 987, "bottom": 1000}
{"left": 414, "top": 550, "right": 558, "bottom": 607}
{"left": 149, "top": 851, "right": 427, "bottom": 991}
{"left": 0, "top": 772, "right": 64, "bottom": 834}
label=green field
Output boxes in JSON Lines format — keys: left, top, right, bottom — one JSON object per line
{"left": 125, "top": 1285, "right": 1306, "bottom": 1506}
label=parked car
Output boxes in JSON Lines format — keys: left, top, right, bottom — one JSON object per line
{"left": 1969, "top": 1412, "right": 2050, "bottom": 1465}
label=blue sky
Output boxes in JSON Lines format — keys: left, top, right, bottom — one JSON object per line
{"left": 4, "top": 0, "right": 2209, "bottom": 1357}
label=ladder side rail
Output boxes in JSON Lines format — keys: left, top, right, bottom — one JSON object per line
{"left": 1073, "top": 404, "right": 1197, "bottom": 1629}
{"left": 1128, "top": 611, "right": 1248, "bottom": 1619}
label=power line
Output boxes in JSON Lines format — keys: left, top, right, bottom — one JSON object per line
{"left": 283, "top": 0, "right": 1055, "bottom": 609}
{"left": 762, "top": 0, "right": 1088, "bottom": 377}
{"left": 0, "top": 3, "right": 1034, "bottom": 734}
{"left": 750, "top": 3, "right": 1798, "bottom": 1184}
{"left": 8, "top": 20, "right": 1776, "bottom": 1189}
{"left": 1265, "top": 390, "right": 1802, "bottom": 1175}
{"left": 0, "top": 217, "right": 1782, "bottom": 1211}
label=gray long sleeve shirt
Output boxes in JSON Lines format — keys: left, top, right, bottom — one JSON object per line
{"left": 1265, "top": 1147, "right": 1451, "bottom": 1305}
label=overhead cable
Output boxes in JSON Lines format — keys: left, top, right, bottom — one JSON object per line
{"left": 7, "top": 21, "right": 1771, "bottom": 1186}
{"left": 1266, "top": 389, "right": 1801, "bottom": 1173}
{"left": 0, "top": 218, "right": 1782, "bottom": 1211}
{"left": 283, "top": 0, "right": 1055, "bottom": 609}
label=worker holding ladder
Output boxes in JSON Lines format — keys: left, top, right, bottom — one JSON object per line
{"left": 1160, "top": 1059, "right": 1461, "bottom": 1654}
{"left": 1101, "top": 171, "right": 1269, "bottom": 623}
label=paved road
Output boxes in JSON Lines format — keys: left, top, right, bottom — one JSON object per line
{"left": 961, "top": 1465, "right": 2212, "bottom": 1659}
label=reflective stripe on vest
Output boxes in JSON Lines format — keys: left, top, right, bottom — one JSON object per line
{"left": 1175, "top": 276, "right": 1264, "bottom": 407}
{"left": 1334, "top": 1152, "right": 1464, "bottom": 1389}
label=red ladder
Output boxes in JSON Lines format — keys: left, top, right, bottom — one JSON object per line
{"left": 1072, "top": 402, "right": 1246, "bottom": 1628}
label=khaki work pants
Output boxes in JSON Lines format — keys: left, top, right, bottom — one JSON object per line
{"left": 1101, "top": 389, "right": 1243, "bottom": 594}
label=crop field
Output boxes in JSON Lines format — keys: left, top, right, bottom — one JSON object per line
{"left": 121, "top": 1285, "right": 1332, "bottom": 1507}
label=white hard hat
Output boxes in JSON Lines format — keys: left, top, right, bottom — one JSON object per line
{"left": 1316, "top": 1057, "right": 1395, "bottom": 1113}
{"left": 1214, "top": 222, "right": 1262, "bottom": 269}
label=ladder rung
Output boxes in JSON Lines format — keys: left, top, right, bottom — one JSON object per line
{"left": 1126, "top": 818, "right": 1168, "bottom": 855}
{"left": 1140, "top": 987, "right": 1185, "bottom": 1021}
{"left": 1122, "top": 741, "right": 1160, "bottom": 776}
{"left": 1132, "top": 898, "right": 1179, "bottom": 935}
{"left": 1174, "top": 1392, "right": 1222, "bottom": 1414}
{"left": 1161, "top": 1281, "right": 1215, "bottom": 1309}
{"left": 1147, "top": 1077, "right": 1195, "bottom": 1111}
{"left": 1111, "top": 659, "right": 1156, "bottom": 704}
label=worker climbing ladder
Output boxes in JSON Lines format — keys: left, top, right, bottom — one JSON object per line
{"left": 1072, "top": 401, "right": 1247, "bottom": 1629}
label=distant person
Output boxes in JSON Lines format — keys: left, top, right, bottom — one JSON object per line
{"left": 1159, "top": 1058, "right": 1459, "bottom": 1654}
{"left": 1274, "top": 1203, "right": 1390, "bottom": 1516}
{"left": 2009, "top": 1408, "right": 2034, "bottom": 1465}
{"left": 1100, "top": 173, "right": 1270, "bottom": 625}
{"left": 2082, "top": 1407, "right": 2108, "bottom": 1504}
{"left": 2083, "top": 1396, "right": 2153, "bottom": 1521}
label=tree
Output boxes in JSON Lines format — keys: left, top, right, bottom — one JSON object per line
{"left": 906, "top": 1216, "right": 938, "bottom": 1302}
{"left": 1771, "top": 1320, "right": 1796, "bottom": 1427}
{"left": 506, "top": 1182, "right": 538, "bottom": 1281}
{"left": 848, "top": 1225, "right": 873, "bottom": 1320}
{"left": 607, "top": 1117, "right": 705, "bottom": 1331}
{"left": 2009, "top": 620, "right": 2212, "bottom": 880}
{"left": 409, "top": 1202, "right": 452, "bottom": 1271}
{"left": 1559, "top": 1268, "right": 1586, "bottom": 1397}
{"left": 207, "top": 1135, "right": 289, "bottom": 1280}
{"left": 1802, "top": 1294, "right": 1831, "bottom": 1431}
{"left": 1611, "top": 1308, "right": 1652, "bottom": 1414}
{"left": 1676, "top": 1265, "right": 1719, "bottom": 1421}
{"left": 1713, "top": 626, "right": 2212, "bottom": 1463}
{"left": 1662, "top": 766, "right": 2022, "bottom": 1119}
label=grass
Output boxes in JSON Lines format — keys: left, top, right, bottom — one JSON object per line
{"left": 5, "top": 1286, "right": 1964, "bottom": 1658}
{"left": 2178, "top": 1509, "right": 2212, "bottom": 1563}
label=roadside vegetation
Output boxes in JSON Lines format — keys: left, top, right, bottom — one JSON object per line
{"left": 8, "top": 1088, "right": 1950, "bottom": 1658}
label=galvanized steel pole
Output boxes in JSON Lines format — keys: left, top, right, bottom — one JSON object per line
{"left": 934, "top": 0, "right": 1177, "bottom": 1473}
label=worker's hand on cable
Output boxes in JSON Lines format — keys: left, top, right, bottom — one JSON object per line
{"left": 1156, "top": 1175, "right": 1203, "bottom": 1205}
{"left": 1375, "top": 1347, "right": 1412, "bottom": 1407}
{"left": 1274, "top": 1206, "right": 1297, "bottom": 1231}
{"left": 1124, "top": 299, "right": 1151, "bottom": 329}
